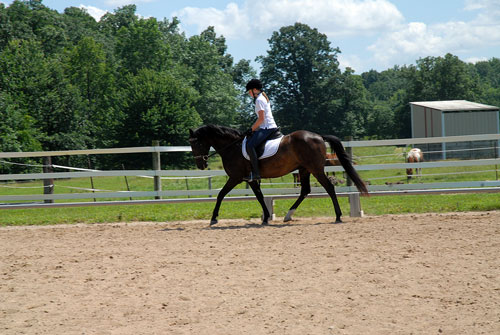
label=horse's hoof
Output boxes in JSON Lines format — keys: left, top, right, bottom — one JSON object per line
{"left": 284, "top": 209, "right": 295, "bottom": 222}
{"left": 210, "top": 219, "right": 218, "bottom": 226}
{"left": 334, "top": 218, "right": 343, "bottom": 224}
{"left": 262, "top": 221, "right": 269, "bottom": 225}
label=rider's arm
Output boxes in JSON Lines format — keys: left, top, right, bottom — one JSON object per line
{"left": 251, "top": 109, "right": 265, "bottom": 131}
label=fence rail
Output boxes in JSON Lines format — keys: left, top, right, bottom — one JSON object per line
{"left": 1, "top": 134, "right": 500, "bottom": 217}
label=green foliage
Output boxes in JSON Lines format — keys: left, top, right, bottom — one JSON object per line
{"left": 183, "top": 27, "right": 239, "bottom": 125}
{"left": 0, "top": 93, "right": 41, "bottom": 174}
{"left": 115, "top": 16, "right": 170, "bottom": 74}
{"left": 258, "top": 23, "right": 343, "bottom": 134}
{"left": 0, "top": 2, "right": 245, "bottom": 172}
{"left": 114, "top": 68, "right": 202, "bottom": 168}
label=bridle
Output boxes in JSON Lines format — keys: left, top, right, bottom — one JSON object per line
{"left": 189, "top": 136, "right": 244, "bottom": 162}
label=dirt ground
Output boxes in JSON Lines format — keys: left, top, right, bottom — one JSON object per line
{"left": 1, "top": 211, "right": 499, "bottom": 335}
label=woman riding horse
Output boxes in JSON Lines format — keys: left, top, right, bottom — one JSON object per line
{"left": 244, "top": 79, "right": 279, "bottom": 182}
{"left": 189, "top": 124, "right": 368, "bottom": 226}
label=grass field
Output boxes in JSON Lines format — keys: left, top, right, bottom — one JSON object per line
{"left": 1, "top": 146, "right": 499, "bottom": 226}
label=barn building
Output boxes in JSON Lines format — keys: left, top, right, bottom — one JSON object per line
{"left": 410, "top": 100, "right": 500, "bottom": 160}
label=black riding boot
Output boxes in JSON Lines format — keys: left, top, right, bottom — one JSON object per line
{"left": 246, "top": 146, "right": 261, "bottom": 182}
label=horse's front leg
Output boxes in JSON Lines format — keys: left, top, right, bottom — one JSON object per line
{"left": 248, "top": 180, "right": 270, "bottom": 225}
{"left": 210, "top": 177, "right": 240, "bottom": 226}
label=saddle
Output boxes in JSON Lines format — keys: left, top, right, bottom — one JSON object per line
{"left": 242, "top": 129, "right": 283, "bottom": 160}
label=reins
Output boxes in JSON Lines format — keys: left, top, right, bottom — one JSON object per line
{"left": 192, "top": 135, "right": 244, "bottom": 161}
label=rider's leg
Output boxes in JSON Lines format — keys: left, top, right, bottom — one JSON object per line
{"left": 245, "top": 129, "right": 272, "bottom": 181}
{"left": 246, "top": 137, "right": 261, "bottom": 182}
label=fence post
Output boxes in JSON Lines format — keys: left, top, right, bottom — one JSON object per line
{"left": 348, "top": 193, "right": 363, "bottom": 217}
{"left": 87, "top": 155, "right": 96, "bottom": 202}
{"left": 263, "top": 197, "right": 275, "bottom": 221}
{"left": 42, "top": 156, "right": 54, "bottom": 204}
{"left": 152, "top": 140, "right": 162, "bottom": 200}
{"left": 345, "top": 136, "right": 363, "bottom": 217}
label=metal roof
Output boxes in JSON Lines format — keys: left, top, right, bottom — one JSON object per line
{"left": 410, "top": 100, "right": 499, "bottom": 112}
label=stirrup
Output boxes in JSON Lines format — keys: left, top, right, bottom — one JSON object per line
{"left": 244, "top": 172, "right": 261, "bottom": 182}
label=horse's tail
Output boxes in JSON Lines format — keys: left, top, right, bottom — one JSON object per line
{"left": 322, "top": 135, "right": 369, "bottom": 195}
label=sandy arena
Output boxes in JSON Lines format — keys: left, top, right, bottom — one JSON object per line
{"left": 1, "top": 211, "right": 499, "bottom": 334}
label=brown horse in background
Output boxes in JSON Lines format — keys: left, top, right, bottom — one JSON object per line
{"left": 189, "top": 125, "right": 368, "bottom": 225}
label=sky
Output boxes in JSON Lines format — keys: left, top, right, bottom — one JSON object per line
{"left": 1, "top": 0, "right": 499, "bottom": 73}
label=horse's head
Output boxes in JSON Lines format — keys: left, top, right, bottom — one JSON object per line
{"left": 189, "top": 129, "right": 210, "bottom": 170}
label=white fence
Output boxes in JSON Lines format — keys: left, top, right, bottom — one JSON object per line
{"left": 1, "top": 134, "right": 500, "bottom": 217}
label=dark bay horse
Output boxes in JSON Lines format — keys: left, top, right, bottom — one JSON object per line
{"left": 189, "top": 125, "right": 368, "bottom": 225}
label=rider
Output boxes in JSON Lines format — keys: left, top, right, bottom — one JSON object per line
{"left": 244, "top": 79, "right": 278, "bottom": 182}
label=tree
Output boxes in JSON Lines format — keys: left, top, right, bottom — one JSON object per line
{"left": 474, "top": 58, "right": 500, "bottom": 107}
{"left": 475, "top": 58, "right": 500, "bottom": 88}
{"left": 258, "top": 23, "right": 343, "bottom": 134}
{"left": 0, "top": 3, "right": 12, "bottom": 48}
{"left": 115, "top": 17, "right": 170, "bottom": 74}
{"left": 0, "top": 92, "right": 41, "bottom": 173}
{"left": 115, "top": 69, "right": 202, "bottom": 168}
{"left": 65, "top": 36, "right": 118, "bottom": 147}
{"left": 2, "top": 1, "right": 67, "bottom": 54}
{"left": 2, "top": 1, "right": 35, "bottom": 44}
{"left": 408, "top": 53, "right": 480, "bottom": 101}
{"left": 98, "top": 4, "right": 137, "bottom": 35}
{"left": 362, "top": 66, "right": 407, "bottom": 102}
{"left": 62, "top": 6, "right": 99, "bottom": 45}
{"left": 337, "top": 68, "right": 370, "bottom": 138}
{"left": 183, "top": 27, "right": 239, "bottom": 126}
{"left": 0, "top": 39, "right": 88, "bottom": 151}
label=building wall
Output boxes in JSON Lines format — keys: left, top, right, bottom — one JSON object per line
{"left": 443, "top": 110, "right": 500, "bottom": 159}
{"left": 411, "top": 105, "right": 443, "bottom": 160}
{"left": 411, "top": 105, "right": 443, "bottom": 138}
{"left": 443, "top": 110, "right": 499, "bottom": 136}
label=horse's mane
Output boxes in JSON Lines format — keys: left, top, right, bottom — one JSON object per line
{"left": 193, "top": 124, "right": 242, "bottom": 141}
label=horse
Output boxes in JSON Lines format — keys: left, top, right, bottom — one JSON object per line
{"left": 189, "top": 125, "right": 368, "bottom": 225}
{"left": 406, "top": 148, "right": 424, "bottom": 180}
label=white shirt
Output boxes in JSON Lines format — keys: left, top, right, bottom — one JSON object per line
{"left": 255, "top": 93, "right": 277, "bottom": 129}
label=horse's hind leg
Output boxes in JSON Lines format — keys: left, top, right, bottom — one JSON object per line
{"left": 284, "top": 169, "right": 311, "bottom": 222}
{"left": 313, "top": 171, "right": 343, "bottom": 223}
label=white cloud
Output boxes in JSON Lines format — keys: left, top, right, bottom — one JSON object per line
{"left": 337, "top": 54, "right": 364, "bottom": 72}
{"left": 79, "top": 5, "right": 108, "bottom": 21}
{"left": 177, "top": 3, "right": 250, "bottom": 39}
{"left": 175, "top": 0, "right": 404, "bottom": 39}
{"left": 105, "top": 0, "right": 156, "bottom": 6}
{"left": 464, "top": 0, "right": 500, "bottom": 13}
{"left": 465, "top": 56, "right": 488, "bottom": 64}
{"left": 367, "top": 1, "right": 500, "bottom": 70}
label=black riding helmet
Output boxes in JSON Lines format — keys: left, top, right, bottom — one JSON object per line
{"left": 245, "top": 79, "right": 262, "bottom": 92}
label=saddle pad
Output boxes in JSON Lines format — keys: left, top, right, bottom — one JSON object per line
{"left": 242, "top": 136, "right": 284, "bottom": 160}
